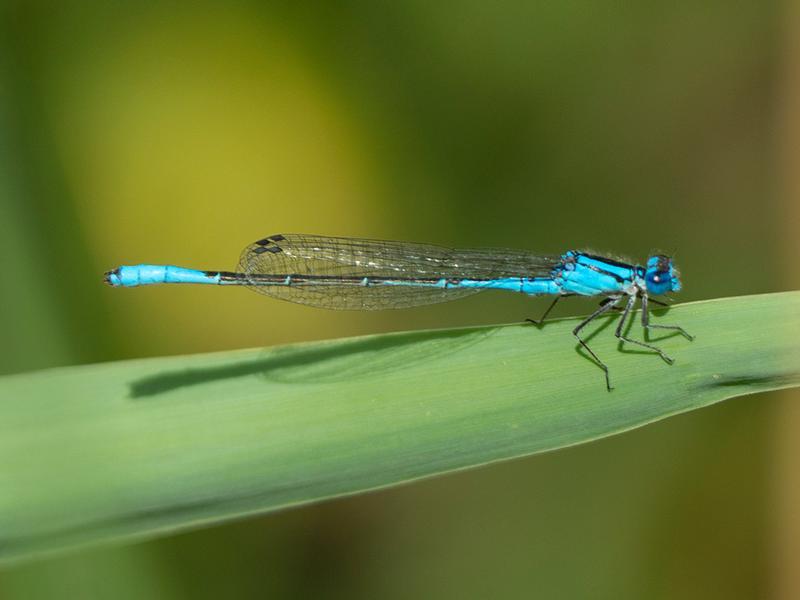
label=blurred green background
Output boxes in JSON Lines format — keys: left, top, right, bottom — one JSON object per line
{"left": 1, "top": 1, "right": 798, "bottom": 598}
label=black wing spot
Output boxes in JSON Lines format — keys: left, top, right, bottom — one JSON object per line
{"left": 253, "top": 245, "right": 283, "bottom": 255}
{"left": 255, "top": 235, "right": 286, "bottom": 247}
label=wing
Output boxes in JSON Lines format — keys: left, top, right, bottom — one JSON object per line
{"left": 238, "top": 234, "right": 559, "bottom": 310}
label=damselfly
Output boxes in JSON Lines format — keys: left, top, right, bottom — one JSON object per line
{"left": 105, "top": 234, "right": 693, "bottom": 389}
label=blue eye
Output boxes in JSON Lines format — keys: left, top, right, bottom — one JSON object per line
{"left": 644, "top": 254, "right": 680, "bottom": 294}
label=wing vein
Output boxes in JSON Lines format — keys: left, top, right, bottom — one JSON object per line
{"left": 238, "top": 234, "right": 558, "bottom": 310}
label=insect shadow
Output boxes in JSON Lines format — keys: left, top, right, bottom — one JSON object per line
{"left": 129, "top": 326, "right": 498, "bottom": 399}
{"left": 571, "top": 302, "right": 682, "bottom": 365}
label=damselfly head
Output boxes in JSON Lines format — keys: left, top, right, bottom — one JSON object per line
{"left": 644, "top": 255, "right": 681, "bottom": 295}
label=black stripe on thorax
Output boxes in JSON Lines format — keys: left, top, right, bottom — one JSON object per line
{"left": 579, "top": 253, "right": 635, "bottom": 270}
{"left": 575, "top": 253, "right": 633, "bottom": 284}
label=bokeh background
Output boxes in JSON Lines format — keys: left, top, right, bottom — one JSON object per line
{"left": 1, "top": 1, "right": 798, "bottom": 598}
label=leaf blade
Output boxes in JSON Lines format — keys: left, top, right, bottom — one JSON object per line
{"left": 1, "top": 291, "right": 798, "bottom": 563}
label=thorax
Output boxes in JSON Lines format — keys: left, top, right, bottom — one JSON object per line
{"left": 554, "top": 251, "right": 642, "bottom": 296}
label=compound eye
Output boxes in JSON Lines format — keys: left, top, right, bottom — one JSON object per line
{"left": 646, "top": 270, "right": 671, "bottom": 288}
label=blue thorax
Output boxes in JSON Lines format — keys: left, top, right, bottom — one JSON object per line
{"left": 550, "top": 251, "right": 681, "bottom": 297}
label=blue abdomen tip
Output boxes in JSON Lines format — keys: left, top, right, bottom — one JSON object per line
{"left": 104, "top": 265, "right": 222, "bottom": 287}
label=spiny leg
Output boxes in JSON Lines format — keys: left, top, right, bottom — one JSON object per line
{"left": 573, "top": 295, "right": 622, "bottom": 391}
{"left": 525, "top": 295, "right": 562, "bottom": 327}
{"left": 615, "top": 294, "right": 674, "bottom": 364}
{"left": 641, "top": 294, "right": 694, "bottom": 341}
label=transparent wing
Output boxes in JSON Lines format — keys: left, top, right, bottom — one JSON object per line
{"left": 238, "top": 234, "right": 559, "bottom": 310}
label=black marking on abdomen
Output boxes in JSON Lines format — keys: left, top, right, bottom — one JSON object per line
{"left": 240, "top": 274, "right": 490, "bottom": 287}
{"left": 213, "top": 271, "right": 249, "bottom": 283}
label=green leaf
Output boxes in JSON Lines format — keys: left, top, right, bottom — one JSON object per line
{"left": 1, "top": 292, "right": 798, "bottom": 563}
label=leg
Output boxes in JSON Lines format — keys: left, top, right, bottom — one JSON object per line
{"left": 615, "top": 294, "right": 674, "bottom": 364}
{"left": 601, "top": 296, "right": 625, "bottom": 313}
{"left": 573, "top": 295, "right": 622, "bottom": 391}
{"left": 648, "top": 297, "right": 670, "bottom": 308}
{"left": 526, "top": 295, "right": 563, "bottom": 326}
{"left": 641, "top": 294, "right": 694, "bottom": 340}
